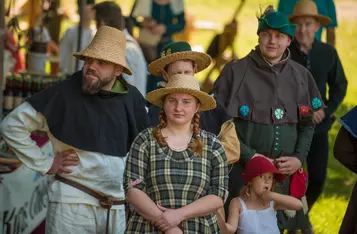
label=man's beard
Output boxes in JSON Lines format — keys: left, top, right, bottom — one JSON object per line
{"left": 82, "top": 69, "right": 115, "bottom": 95}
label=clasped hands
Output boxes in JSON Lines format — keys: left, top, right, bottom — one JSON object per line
{"left": 152, "top": 203, "right": 184, "bottom": 234}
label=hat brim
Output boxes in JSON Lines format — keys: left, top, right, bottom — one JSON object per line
{"left": 148, "top": 51, "right": 211, "bottom": 76}
{"left": 258, "top": 21, "right": 297, "bottom": 39}
{"left": 242, "top": 171, "right": 287, "bottom": 185}
{"left": 73, "top": 51, "right": 133, "bottom": 75}
{"left": 146, "top": 87, "right": 216, "bottom": 111}
{"left": 289, "top": 14, "right": 332, "bottom": 26}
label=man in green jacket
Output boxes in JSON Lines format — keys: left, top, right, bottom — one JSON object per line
{"left": 213, "top": 6, "right": 323, "bottom": 233}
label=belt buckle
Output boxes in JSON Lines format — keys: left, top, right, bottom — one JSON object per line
{"left": 100, "top": 196, "right": 114, "bottom": 208}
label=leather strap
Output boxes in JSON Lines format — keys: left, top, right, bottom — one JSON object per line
{"left": 55, "top": 175, "right": 125, "bottom": 234}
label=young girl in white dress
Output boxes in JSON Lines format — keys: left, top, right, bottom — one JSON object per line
{"left": 218, "top": 156, "right": 303, "bottom": 234}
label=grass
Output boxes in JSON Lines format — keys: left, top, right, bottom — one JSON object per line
{"left": 59, "top": 0, "right": 357, "bottom": 233}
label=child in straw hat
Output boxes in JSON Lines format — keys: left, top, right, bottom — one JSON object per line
{"left": 218, "top": 156, "right": 302, "bottom": 234}
{"left": 124, "top": 73, "right": 228, "bottom": 233}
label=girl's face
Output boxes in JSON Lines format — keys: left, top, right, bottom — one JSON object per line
{"left": 250, "top": 172, "right": 274, "bottom": 194}
{"left": 163, "top": 93, "right": 199, "bottom": 126}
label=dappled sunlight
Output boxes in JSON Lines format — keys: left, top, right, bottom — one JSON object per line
{"left": 310, "top": 196, "right": 350, "bottom": 234}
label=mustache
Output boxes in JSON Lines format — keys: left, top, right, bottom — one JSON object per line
{"left": 85, "top": 69, "right": 98, "bottom": 77}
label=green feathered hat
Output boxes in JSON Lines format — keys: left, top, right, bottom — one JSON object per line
{"left": 257, "top": 11, "right": 297, "bottom": 39}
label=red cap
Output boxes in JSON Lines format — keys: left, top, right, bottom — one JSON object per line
{"left": 242, "top": 156, "right": 286, "bottom": 184}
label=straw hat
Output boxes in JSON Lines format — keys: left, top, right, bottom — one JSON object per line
{"left": 147, "top": 41, "right": 211, "bottom": 76}
{"left": 241, "top": 156, "right": 286, "bottom": 185}
{"left": 146, "top": 74, "right": 216, "bottom": 111}
{"left": 289, "top": 0, "right": 332, "bottom": 26}
{"left": 73, "top": 26, "right": 132, "bottom": 75}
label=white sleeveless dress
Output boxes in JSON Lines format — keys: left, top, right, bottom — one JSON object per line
{"left": 237, "top": 198, "right": 280, "bottom": 234}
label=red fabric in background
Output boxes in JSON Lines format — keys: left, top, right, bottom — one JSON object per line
{"left": 5, "top": 29, "right": 25, "bottom": 72}
{"left": 30, "top": 134, "right": 49, "bottom": 148}
{"left": 29, "top": 134, "right": 49, "bottom": 233}
{"left": 31, "top": 220, "right": 46, "bottom": 234}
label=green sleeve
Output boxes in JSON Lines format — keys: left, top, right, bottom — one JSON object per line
{"left": 239, "top": 141, "right": 256, "bottom": 165}
{"left": 293, "top": 122, "right": 315, "bottom": 164}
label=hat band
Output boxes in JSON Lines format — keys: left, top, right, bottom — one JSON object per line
{"left": 258, "top": 17, "right": 291, "bottom": 29}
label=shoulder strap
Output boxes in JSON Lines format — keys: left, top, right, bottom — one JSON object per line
{"left": 269, "top": 200, "right": 275, "bottom": 209}
{"left": 239, "top": 198, "right": 247, "bottom": 211}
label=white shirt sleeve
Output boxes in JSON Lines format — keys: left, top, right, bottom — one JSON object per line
{"left": 123, "top": 40, "right": 147, "bottom": 97}
{"left": 59, "top": 28, "right": 73, "bottom": 73}
{"left": 0, "top": 102, "right": 54, "bottom": 175}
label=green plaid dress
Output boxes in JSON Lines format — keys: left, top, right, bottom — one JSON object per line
{"left": 124, "top": 128, "right": 229, "bottom": 233}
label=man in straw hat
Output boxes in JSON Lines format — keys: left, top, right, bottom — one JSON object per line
{"left": 213, "top": 6, "right": 324, "bottom": 233}
{"left": 278, "top": 0, "right": 338, "bottom": 46}
{"left": 125, "top": 73, "right": 228, "bottom": 233}
{"left": 0, "top": 26, "right": 150, "bottom": 234}
{"left": 288, "top": 0, "right": 347, "bottom": 232}
{"left": 94, "top": 1, "right": 148, "bottom": 97}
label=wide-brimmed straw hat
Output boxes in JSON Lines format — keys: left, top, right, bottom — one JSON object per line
{"left": 289, "top": 0, "right": 332, "bottom": 26}
{"left": 242, "top": 156, "right": 286, "bottom": 185}
{"left": 146, "top": 74, "right": 216, "bottom": 111}
{"left": 147, "top": 41, "right": 211, "bottom": 76}
{"left": 73, "top": 26, "right": 132, "bottom": 75}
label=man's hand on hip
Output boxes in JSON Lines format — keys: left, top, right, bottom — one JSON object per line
{"left": 47, "top": 149, "right": 79, "bottom": 174}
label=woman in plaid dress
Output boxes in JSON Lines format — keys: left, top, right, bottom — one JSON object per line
{"left": 124, "top": 74, "right": 229, "bottom": 233}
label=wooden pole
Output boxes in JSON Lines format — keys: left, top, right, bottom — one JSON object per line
{"left": 0, "top": 0, "right": 6, "bottom": 119}
{"left": 48, "top": 0, "right": 62, "bottom": 44}
{"left": 29, "top": 0, "right": 41, "bottom": 28}
{"left": 75, "top": 0, "right": 85, "bottom": 71}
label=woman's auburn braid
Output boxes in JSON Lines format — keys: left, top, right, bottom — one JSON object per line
{"left": 153, "top": 109, "right": 167, "bottom": 145}
{"left": 189, "top": 112, "right": 203, "bottom": 156}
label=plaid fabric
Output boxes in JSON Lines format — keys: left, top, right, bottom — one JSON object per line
{"left": 124, "top": 128, "right": 229, "bottom": 233}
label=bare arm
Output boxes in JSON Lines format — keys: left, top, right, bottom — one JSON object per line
{"left": 155, "top": 137, "right": 229, "bottom": 232}
{"left": 177, "top": 136, "right": 228, "bottom": 219}
{"left": 270, "top": 192, "right": 303, "bottom": 211}
{"left": 216, "top": 208, "right": 229, "bottom": 234}
{"left": 178, "top": 195, "right": 223, "bottom": 220}
{"left": 126, "top": 188, "right": 163, "bottom": 223}
{"left": 226, "top": 198, "right": 241, "bottom": 234}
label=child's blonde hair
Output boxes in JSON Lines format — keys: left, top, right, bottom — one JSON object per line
{"left": 239, "top": 176, "right": 277, "bottom": 200}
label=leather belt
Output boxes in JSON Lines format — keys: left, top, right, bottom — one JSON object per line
{"left": 55, "top": 175, "right": 125, "bottom": 234}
